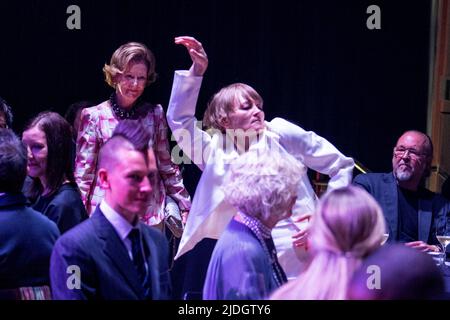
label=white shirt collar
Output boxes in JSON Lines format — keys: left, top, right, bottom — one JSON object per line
{"left": 100, "top": 200, "right": 136, "bottom": 241}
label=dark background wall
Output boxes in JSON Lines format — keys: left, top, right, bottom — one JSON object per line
{"left": 0, "top": 0, "right": 431, "bottom": 175}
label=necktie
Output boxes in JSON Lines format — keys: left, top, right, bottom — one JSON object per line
{"left": 128, "top": 228, "right": 152, "bottom": 299}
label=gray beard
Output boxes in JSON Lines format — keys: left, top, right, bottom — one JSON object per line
{"left": 395, "top": 168, "right": 413, "bottom": 181}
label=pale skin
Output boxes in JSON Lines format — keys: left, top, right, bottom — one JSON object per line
{"left": 98, "top": 147, "right": 157, "bottom": 225}
{"left": 174, "top": 36, "right": 208, "bottom": 77}
{"left": 22, "top": 125, "right": 70, "bottom": 196}
{"left": 292, "top": 213, "right": 312, "bottom": 248}
{"left": 174, "top": 36, "right": 207, "bottom": 224}
{"left": 114, "top": 62, "right": 148, "bottom": 109}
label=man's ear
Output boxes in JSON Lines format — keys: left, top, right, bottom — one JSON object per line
{"left": 98, "top": 168, "right": 110, "bottom": 189}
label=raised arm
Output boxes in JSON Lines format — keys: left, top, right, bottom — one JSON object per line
{"left": 268, "top": 118, "right": 354, "bottom": 189}
{"left": 167, "top": 37, "right": 212, "bottom": 170}
{"left": 174, "top": 36, "right": 208, "bottom": 76}
{"left": 152, "top": 105, "right": 192, "bottom": 221}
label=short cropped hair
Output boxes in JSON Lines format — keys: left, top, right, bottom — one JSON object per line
{"left": 99, "top": 120, "right": 151, "bottom": 171}
{"left": 203, "top": 83, "right": 263, "bottom": 132}
{"left": 112, "top": 119, "right": 151, "bottom": 153}
{"left": 103, "top": 42, "right": 157, "bottom": 88}
{"left": 223, "top": 149, "right": 302, "bottom": 221}
{"left": 0, "top": 129, "right": 27, "bottom": 193}
{"left": 0, "top": 96, "right": 13, "bottom": 128}
{"left": 98, "top": 136, "right": 136, "bottom": 171}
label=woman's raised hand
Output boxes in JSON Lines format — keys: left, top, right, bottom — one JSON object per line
{"left": 174, "top": 36, "right": 208, "bottom": 76}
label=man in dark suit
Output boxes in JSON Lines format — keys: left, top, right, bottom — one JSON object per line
{"left": 0, "top": 129, "right": 60, "bottom": 298}
{"left": 354, "top": 130, "right": 450, "bottom": 252}
{"left": 50, "top": 127, "right": 171, "bottom": 300}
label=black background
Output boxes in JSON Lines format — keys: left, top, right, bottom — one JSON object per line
{"left": 0, "top": 0, "right": 431, "bottom": 174}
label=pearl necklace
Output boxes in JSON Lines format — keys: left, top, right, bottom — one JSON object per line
{"left": 238, "top": 212, "right": 287, "bottom": 287}
{"left": 110, "top": 93, "right": 137, "bottom": 120}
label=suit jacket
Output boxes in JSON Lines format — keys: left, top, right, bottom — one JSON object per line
{"left": 32, "top": 182, "right": 88, "bottom": 234}
{"left": 0, "top": 193, "right": 60, "bottom": 289}
{"left": 353, "top": 172, "right": 450, "bottom": 244}
{"left": 50, "top": 207, "right": 171, "bottom": 300}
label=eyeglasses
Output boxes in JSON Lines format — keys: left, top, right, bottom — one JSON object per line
{"left": 393, "top": 147, "right": 427, "bottom": 159}
{"left": 121, "top": 75, "right": 147, "bottom": 85}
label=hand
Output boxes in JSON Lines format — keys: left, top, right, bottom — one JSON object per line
{"left": 291, "top": 213, "right": 312, "bottom": 248}
{"left": 405, "top": 241, "right": 439, "bottom": 252}
{"left": 174, "top": 36, "right": 208, "bottom": 76}
{"left": 181, "top": 210, "right": 189, "bottom": 225}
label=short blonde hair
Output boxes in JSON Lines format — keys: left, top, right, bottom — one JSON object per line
{"left": 103, "top": 42, "right": 157, "bottom": 88}
{"left": 203, "top": 83, "right": 263, "bottom": 132}
{"left": 223, "top": 149, "right": 302, "bottom": 221}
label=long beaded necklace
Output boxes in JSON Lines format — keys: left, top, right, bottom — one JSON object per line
{"left": 110, "top": 93, "right": 137, "bottom": 120}
{"left": 238, "top": 212, "right": 287, "bottom": 287}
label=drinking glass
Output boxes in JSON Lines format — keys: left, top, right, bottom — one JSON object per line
{"left": 435, "top": 215, "right": 450, "bottom": 268}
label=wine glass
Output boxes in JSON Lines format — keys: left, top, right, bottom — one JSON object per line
{"left": 435, "top": 215, "right": 450, "bottom": 268}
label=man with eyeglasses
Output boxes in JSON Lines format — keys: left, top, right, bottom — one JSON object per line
{"left": 354, "top": 130, "right": 450, "bottom": 252}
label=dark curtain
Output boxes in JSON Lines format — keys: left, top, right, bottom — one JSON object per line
{"left": 0, "top": 0, "right": 431, "bottom": 174}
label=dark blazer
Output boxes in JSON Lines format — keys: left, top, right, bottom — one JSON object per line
{"left": 0, "top": 193, "right": 60, "bottom": 289}
{"left": 353, "top": 172, "right": 450, "bottom": 244}
{"left": 32, "top": 182, "right": 88, "bottom": 234}
{"left": 50, "top": 207, "right": 171, "bottom": 300}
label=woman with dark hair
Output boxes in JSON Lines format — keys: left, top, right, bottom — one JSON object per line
{"left": 22, "top": 111, "right": 88, "bottom": 233}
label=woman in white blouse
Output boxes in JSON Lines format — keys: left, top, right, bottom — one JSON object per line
{"left": 167, "top": 36, "right": 355, "bottom": 281}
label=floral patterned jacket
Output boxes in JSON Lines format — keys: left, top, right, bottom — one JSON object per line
{"left": 75, "top": 100, "right": 191, "bottom": 225}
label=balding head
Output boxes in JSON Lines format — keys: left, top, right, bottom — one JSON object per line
{"left": 392, "top": 130, "right": 433, "bottom": 190}
{"left": 396, "top": 130, "right": 433, "bottom": 158}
